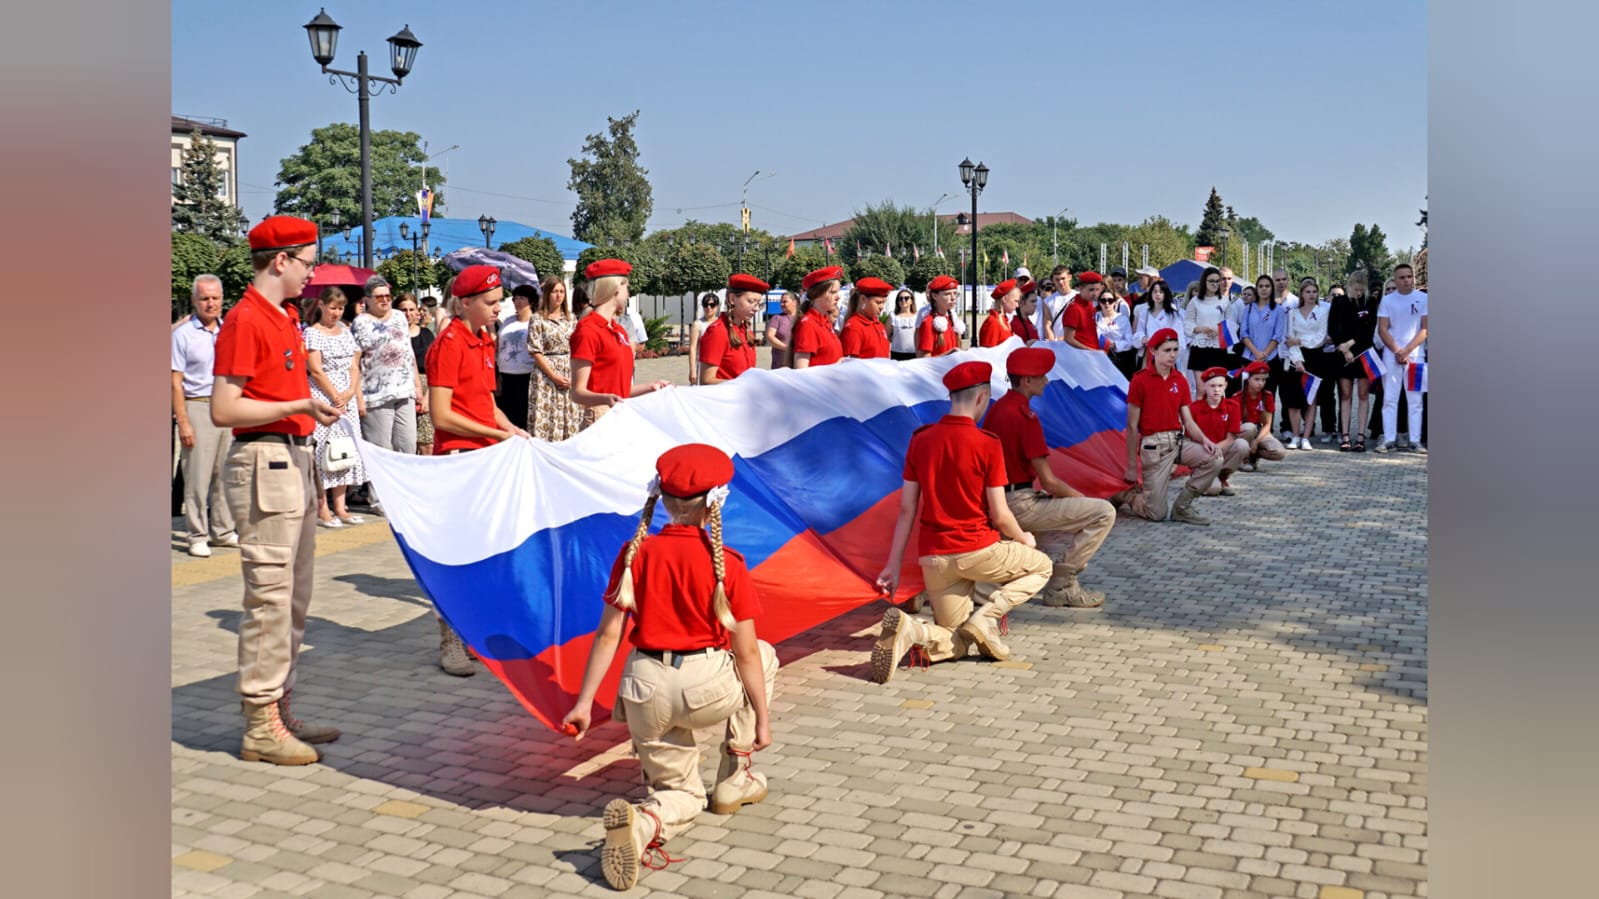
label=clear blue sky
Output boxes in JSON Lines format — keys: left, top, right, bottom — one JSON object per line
{"left": 173, "top": 1, "right": 1427, "bottom": 250}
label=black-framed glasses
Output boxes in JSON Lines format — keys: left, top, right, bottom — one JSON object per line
{"left": 285, "top": 254, "right": 319, "bottom": 272}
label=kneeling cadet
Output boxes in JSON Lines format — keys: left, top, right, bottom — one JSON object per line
{"left": 562, "top": 444, "right": 778, "bottom": 891}
{"left": 871, "top": 361, "right": 1053, "bottom": 683}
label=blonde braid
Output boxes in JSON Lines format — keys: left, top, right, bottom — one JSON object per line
{"left": 605, "top": 494, "right": 659, "bottom": 611}
{"left": 706, "top": 503, "right": 738, "bottom": 632}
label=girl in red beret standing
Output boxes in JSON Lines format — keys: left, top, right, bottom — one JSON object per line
{"left": 917, "top": 275, "right": 962, "bottom": 357}
{"left": 840, "top": 277, "right": 893, "bottom": 359}
{"left": 979, "top": 279, "right": 1021, "bottom": 348}
{"left": 562, "top": 444, "right": 778, "bottom": 891}
{"left": 790, "top": 266, "right": 845, "bottom": 368}
{"left": 570, "top": 259, "right": 672, "bottom": 428}
{"left": 698, "top": 274, "right": 767, "bottom": 384}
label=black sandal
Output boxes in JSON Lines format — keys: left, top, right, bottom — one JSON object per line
{"left": 1339, "top": 434, "right": 1353, "bottom": 452}
{"left": 1353, "top": 435, "right": 1366, "bottom": 453}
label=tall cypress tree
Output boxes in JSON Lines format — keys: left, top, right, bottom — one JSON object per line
{"left": 1195, "top": 187, "right": 1227, "bottom": 249}
{"left": 172, "top": 128, "right": 247, "bottom": 244}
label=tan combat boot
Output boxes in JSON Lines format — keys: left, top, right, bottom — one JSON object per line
{"left": 277, "top": 689, "right": 341, "bottom": 744}
{"left": 240, "top": 701, "right": 319, "bottom": 766}
{"left": 870, "top": 607, "right": 926, "bottom": 684}
{"left": 709, "top": 743, "right": 768, "bottom": 815}
{"left": 601, "top": 800, "right": 673, "bottom": 890}
{"left": 438, "top": 619, "right": 476, "bottom": 677}
{"left": 1041, "top": 570, "right": 1107, "bottom": 608}
{"left": 1169, "top": 487, "right": 1211, "bottom": 526}
{"left": 959, "top": 606, "right": 1011, "bottom": 661}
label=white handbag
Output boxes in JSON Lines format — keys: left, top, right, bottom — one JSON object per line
{"left": 321, "top": 432, "right": 358, "bottom": 473}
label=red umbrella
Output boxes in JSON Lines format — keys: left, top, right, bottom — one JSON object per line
{"left": 299, "top": 263, "right": 377, "bottom": 298}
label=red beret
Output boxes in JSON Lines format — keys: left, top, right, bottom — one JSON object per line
{"left": 248, "top": 215, "right": 318, "bottom": 252}
{"left": 927, "top": 275, "right": 960, "bottom": 292}
{"left": 853, "top": 277, "right": 893, "bottom": 297}
{"left": 942, "top": 361, "right": 992, "bottom": 393}
{"left": 801, "top": 266, "right": 844, "bottom": 291}
{"left": 451, "top": 265, "right": 502, "bottom": 297}
{"left": 990, "top": 279, "right": 1018, "bottom": 300}
{"left": 1018, "top": 278, "right": 1039, "bottom": 297}
{"left": 1146, "top": 327, "right": 1179, "bottom": 350}
{"left": 1006, "top": 347, "right": 1055, "bottom": 378}
{"left": 584, "top": 258, "right": 632, "bottom": 280}
{"left": 727, "top": 273, "right": 770, "bottom": 294}
{"left": 1076, "top": 271, "right": 1104, "bottom": 285}
{"left": 1242, "top": 360, "right": 1270, "bottom": 376}
{"left": 656, "top": 443, "right": 734, "bottom": 498}
{"left": 1200, "top": 366, "right": 1231, "bottom": 383}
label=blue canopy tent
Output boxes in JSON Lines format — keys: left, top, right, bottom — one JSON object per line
{"left": 324, "top": 216, "right": 594, "bottom": 263}
{"left": 1156, "top": 259, "right": 1242, "bottom": 297}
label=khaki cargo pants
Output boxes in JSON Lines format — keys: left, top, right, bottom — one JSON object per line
{"left": 918, "top": 540, "right": 1051, "bottom": 662}
{"left": 1005, "top": 490, "right": 1115, "bottom": 586}
{"left": 223, "top": 440, "right": 317, "bottom": 707}
{"left": 613, "top": 640, "right": 778, "bottom": 840}
{"left": 1124, "top": 430, "right": 1221, "bottom": 521}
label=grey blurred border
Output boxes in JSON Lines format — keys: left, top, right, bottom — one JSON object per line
{"left": 1432, "top": 0, "right": 1599, "bottom": 897}
{"left": 0, "top": 0, "right": 171, "bottom": 895}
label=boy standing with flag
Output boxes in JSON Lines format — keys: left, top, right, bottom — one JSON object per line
{"left": 1375, "top": 263, "right": 1428, "bottom": 453}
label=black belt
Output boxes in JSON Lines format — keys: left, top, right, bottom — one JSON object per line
{"left": 1003, "top": 483, "right": 1035, "bottom": 493}
{"left": 638, "top": 647, "right": 714, "bottom": 669}
{"left": 234, "top": 432, "right": 312, "bottom": 447}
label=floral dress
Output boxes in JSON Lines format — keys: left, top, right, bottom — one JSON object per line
{"left": 304, "top": 324, "right": 367, "bottom": 488}
{"left": 527, "top": 314, "right": 583, "bottom": 441}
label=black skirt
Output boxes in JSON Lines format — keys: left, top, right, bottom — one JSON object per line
{"left": 1186, "top": 346, "right": 1233, "bottom": 372}
{"left": 890, "top": 350, "right": 917, "bottom": 361}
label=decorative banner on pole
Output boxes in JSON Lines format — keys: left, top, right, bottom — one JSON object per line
{"left": 1122, "top": 242, "right": 1129, "bottom": 272}
{"left": 416, "top": 187, "right": 433, "bottom": 223}
{"left": 1100, "top": 243, "right": 1107, "bottom": 273}
{"left": 1142, "top": 245, "right": 1149, "bottom": 268}
{"left": 1195, "top": 246, "right": 1216, "bottom": 263}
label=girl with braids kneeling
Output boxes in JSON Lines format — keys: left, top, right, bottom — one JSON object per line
{"left": 562, "top": 444, "right": 778, "bottom": 891}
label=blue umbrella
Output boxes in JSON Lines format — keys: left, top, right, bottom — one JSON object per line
{"left": 442, "top": 247, "right": 540, "bottom": 292}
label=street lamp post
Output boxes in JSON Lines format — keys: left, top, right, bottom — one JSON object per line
{"left": 477, "top": 215, "right": 496, "bottom": 249}
{"left": 958, "top": 158, "right": 988, "bottom": 337}
{"left": 1051, "top": 207, "right": 1068, "bottom": 265}
{"left": 304, "top": 9, "right": 421, "bottom": 271}
{"left": 1219, "top": 225, "right": 1231, "bottom": 284}
{"left": 930, "top": 192, "right": 950, "bottom": 258}
{"left": 321, "top": 209, "right": 340, "bottom": 258}
{"left": 399, "top": 220, "right": 430, "bottom": 294}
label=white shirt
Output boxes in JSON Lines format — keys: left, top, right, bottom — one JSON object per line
{"left": 1377, "top": 289, "right": 1428, "bottom": 360}
{"left": 495, "top": 313, "right": 537, "bottom": 374}
{"left": 1133, "top": 306, "right": 1185, "bottom": 352}
{"left": 1284, "top": 300, "right": 1330, "bottom": 366}
{"left": 1036, "top": 290, "right": 1075, "bottom": 338}
{"left": 890, "top": 313, "right": 918, "bottom": 354}
{"left": 1095, "top": 299, "right": 1135, "bottom": 352}
{"left": 1184, "top": 297, "right": 1229, "bottom": 348}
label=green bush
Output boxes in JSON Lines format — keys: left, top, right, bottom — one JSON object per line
{"left": 850, "top": 254, "right": 905, "bottom": 287}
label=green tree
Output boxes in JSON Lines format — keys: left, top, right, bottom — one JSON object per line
{"left": 1124, "top": 216, "right": 1196, "bottom": 271}
{"left": 662, "top": 242, "right": 731, "bottom": 296}
{"left": 216, "top": 242, "right": 254, "bottom": 311}
{"left": 376, "top": 250, "right": 438, "bottom": 296}
{"left": 839, "top": 201, "right": 936, "bottom": 267}
{"left": 1346, "top": 223, "right": 1394, "bottom": 276}
{"left": 772, "top": 247, "right": 849, "bottom": 293}
{"left": 273, "top": 123, "right": 445, "bottom": 227}
{"left": 171, "top": 231, "right": 220, "bottom": 313}
{"left": 568, "top": 110, "right": 653, "bottom": 245}
{"left": 1229, "top": 214, "right": 1274, "bottom": 248}
{"left": 498, "top": 236, "right": 565, "bottom": 284}
{"left": 171, "top": 129, "right": 248, "bottom": 244}
{"left": 906, "top": 254, "right": 958, "bottom": 292}
{"left": 1195, "top": 187, "right": 1227, "bottom": 248}
{"left": 851, "top": 254, "right": 906, "bottom": 287}
{"left": 576, "top": 243, "right": 665, "bottom": 297}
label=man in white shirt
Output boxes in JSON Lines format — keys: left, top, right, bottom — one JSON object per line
{"left": 171, "top": 274, "right": 238, "bottom": 557}
{"left": 1272, "top": 269, "right": 1299, "bottom": 308}
{"left": 1038, "top": 264, "right": 1076, "bottom": 340}
{"left": 1373, "top": 263, "right": 1428, "bottom": 454}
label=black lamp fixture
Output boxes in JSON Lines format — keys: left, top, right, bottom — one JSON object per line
{"left": 478, "top": 214, "right": 497, "bottom": 248}
{"left": 957, "top": 158, "right": 989, "bottom": 336}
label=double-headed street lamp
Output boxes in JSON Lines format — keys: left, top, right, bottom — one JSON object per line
{"left": 304, "top": 9, "right": 422, "bottom": 271}
{"left": 399, "top": 220, "right": 430, "bottom": 293}
{"left": 477, "top": 215, "right": 497, "bottom": 248}
{"left": 958, "top": 157, "right": 989, "bottom": 337}
{"left": 320, "top": 209, "right": 340, "bottom": 259}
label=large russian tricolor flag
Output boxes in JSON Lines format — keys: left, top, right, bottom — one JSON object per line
{"left": 357, "top": 339, "right": 1128, "bottom": 731}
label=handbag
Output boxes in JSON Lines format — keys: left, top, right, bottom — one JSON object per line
{"left": 321, "top": 432, "right": 358, "bottom": 473}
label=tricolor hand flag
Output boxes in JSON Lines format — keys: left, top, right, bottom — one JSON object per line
{"left": 1301, "top": 373, "right": 1323, "bottom": 406}
{"left": 1099, "top": 333, "right": 1112, "bottom": 351}
{"left": 1358, "top": 348, "right": 1387, "bottom": 381}
{"left": 356, "top": 343, "right": 1132, "bottom": 732}
{"left": 1407, "top": 361, "right": 1428, "bottom": 393}
{"left": 1217, "top": 319, "right": 1237, "bottom": 351}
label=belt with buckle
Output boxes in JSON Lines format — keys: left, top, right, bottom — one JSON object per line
{"left": 1003, "top": 483, "right": 1035, "bottom": 493}
{"left": 638, "top": 647, "right": 714, "bottom": 669}
{"left": 184, "top": 396, "right": 212, "bottom": 403}
{"left": 234, "top": 432, "right": 312, "bottom": 447}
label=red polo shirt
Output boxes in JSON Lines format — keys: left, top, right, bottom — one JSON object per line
{"left": 212, "top": 285, "right": 314, "bottom": 437}
{"left": 840, "top": 312, "right": 890, "bottom": 359}
{"left": 570, "top": 311, "right": 636, "bottom": 396}
{"left": 980, "top": 390, "right": 1049, "bottom": 485}
{"left": 1011, "top": 314, "right": 1039, "bottom": 342}
{"left": 1188, "top": 397, "right": 1241, "bottom": 443}
{"left": 1238, "top": 387, "right": 1276, "bottom": 425}
{"left": 698, "top": 316, "right": 756, "bottom": 380}
{"left": 791, "top": 309, "right": 843, "bottom": 366}
{"left": 603, "top": 524, "right": 762, "bottom": 651}
{"left": 978, "top": 311, "right": 1012, "bottom": 348}
{"left": 426, "top": 318, "right": 499, "bottom": 453}
{"left": 1060, "top": 297, "right": 1099, "bottom": 350}
{"left": 1126, "top": 366, "right": 1191, "bottom": 435}
{"left": 903, "top": 415, "right": 1008, "bottom": 556}
{"left": 916, "top": 312, "right": 959, "bottom": 355}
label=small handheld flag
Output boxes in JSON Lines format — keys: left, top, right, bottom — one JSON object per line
{"left": 1099, "top": 333, "right": 1111, "bottom": 351}
{"left": 1227, "top": 366, "right": 1243, "bottom": 379}
{"left": 1358, "top": 348, "right": 1387, "bottom": 381}
{"left": 1301, "top": 373, "right": 1323, "bottom": 407}
{"left": 1217, "top": 319, "right": 1237, "bottom": 351}
{"left": 1407, "top": 361, "right": 1428, "bottom": 393}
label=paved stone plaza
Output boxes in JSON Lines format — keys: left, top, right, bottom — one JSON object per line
{"left": 172, "top": 358, "right": 1427, "bottom": 899}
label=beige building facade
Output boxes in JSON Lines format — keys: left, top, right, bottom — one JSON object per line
{"left": 171, "top": 115, "right": 245, "bottom": 207}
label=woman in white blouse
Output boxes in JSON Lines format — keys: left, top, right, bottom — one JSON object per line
{"left": 1133, "top": 280, "right": 1185, "bottom": 369}
{"left": 1096, "top": 291, "right": 1136, "bottom": 378}
{"left": 1183, "top": 266, "right": 1231, "bottom": 390}
{"left": 889, "top": 290, "right": 919, "bottom": 360}
{"left": 1282, "top": 278, "right": 1332, "bottom": 449}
